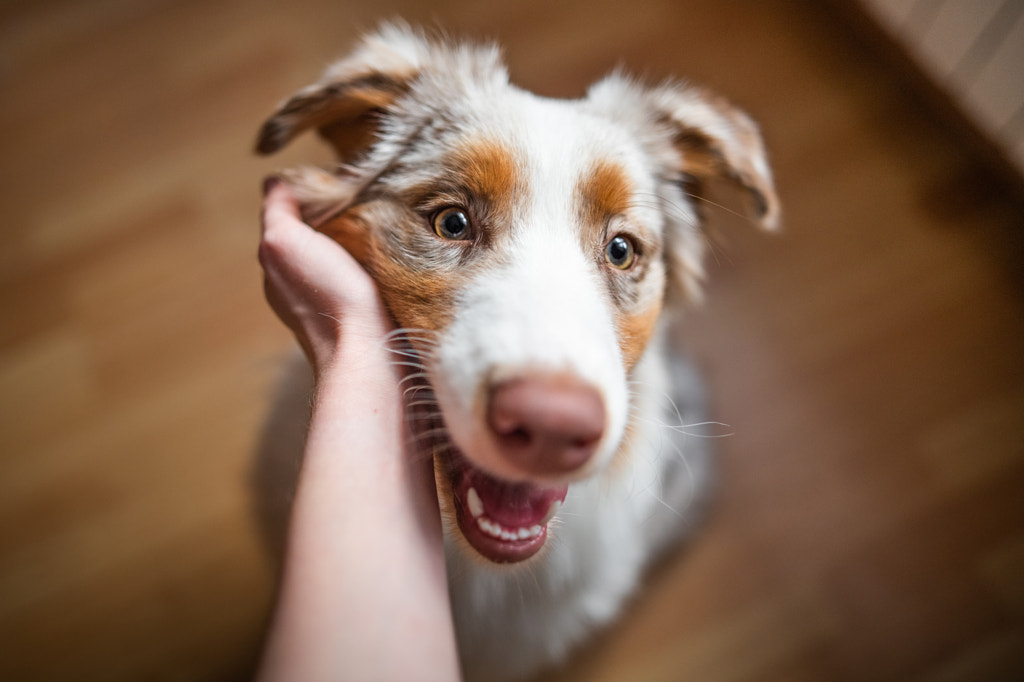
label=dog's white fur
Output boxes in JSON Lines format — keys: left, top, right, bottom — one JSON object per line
{"left": 256, "top": 24, "right": 777, "bottom": 681}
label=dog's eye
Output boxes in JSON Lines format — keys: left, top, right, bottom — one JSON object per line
{"left": 605, "top": 235, "right": 636, "bottom": 270}
{"left": 432, "top": 207, "right": 471, "bottom": 240}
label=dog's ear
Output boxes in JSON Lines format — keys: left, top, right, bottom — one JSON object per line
{"left": 588, "top": 75, "right": 779, "bottom": 304}
{"left": 652, "top": 83, "right": 779, "bottom": 304}
{"left": 255, "top": 24, "right": 427, "bottom": 161}
{"left": 647, "top": 83, "right": 780, "bottom": 232}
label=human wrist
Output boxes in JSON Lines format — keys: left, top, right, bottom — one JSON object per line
{"left": 311, "top": 330, "right": 392, "bottom": 389}
{"left": 301, "top": 299, "right": 395, "bottom": 373}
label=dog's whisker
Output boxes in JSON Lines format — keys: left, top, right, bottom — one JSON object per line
{"left": 388, "top": 360, "right": 431, "bottom": 371}
{"left": 384, "top": 346, "right": 427, "bottom": 359}
{"left": 632, "top": 192, "right": 701, "bottom": 229}
{"left": 384, "top": 326, "right": 440, "bottom": 338}
{"left": 635, "top": 414, "right": 734, "bottom": 438}
{"left": 400, "top": 335, "right": 441, "bottom": 345}
{"left": 406, "top": 401, "right": 442, "bottom": 416}
{"left": 623, "top": 425, "right": 699, "bottom": 519}
{"left": 627, "top": 381, "right": 717, "bottom": 434}
{"left": 664, "top": 421, "right": 734, "bottom": 437}
{"left": 680, "top": 191, "right": 762, "bottom": 227}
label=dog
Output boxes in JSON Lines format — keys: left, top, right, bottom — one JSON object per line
{"left": 255, "top": 24, "right": 778, "bottom": 681}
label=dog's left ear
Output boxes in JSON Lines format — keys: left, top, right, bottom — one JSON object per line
{"left": 655, "top": 85, "right": 779, "bottom": 304}
{"left": 589, "top": 76, "right": 779, "bottom": 304}
{"left": 646, "top": 83, "right": 780, "bottom": 232}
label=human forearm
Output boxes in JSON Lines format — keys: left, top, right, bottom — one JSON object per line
{"left": 257, "top": 344, "right": 459, "bottom": 681}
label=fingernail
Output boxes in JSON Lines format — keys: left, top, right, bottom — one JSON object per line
{"left": 262, "top": 175, "right": 281, "bottom": 196}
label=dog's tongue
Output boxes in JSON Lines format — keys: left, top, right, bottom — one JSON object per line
{"left": 464, "top": 466, "right": 567, "bottom": 528}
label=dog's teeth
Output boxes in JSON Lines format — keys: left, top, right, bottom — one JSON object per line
{"left": 467, "top": 487, "right": 484, "bottom": 518}
{"left": 541, "top": 500, "right": 561, "bottom": 525}
{"left": 475, "top": 512, "right": 548, "bottom": 542}
{"left": 478, "top": 517, "right": 502, "bottom": 539}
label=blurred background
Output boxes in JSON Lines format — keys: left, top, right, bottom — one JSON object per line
{"left": 2, "top": 0, "right": 1023, "bottom": 680}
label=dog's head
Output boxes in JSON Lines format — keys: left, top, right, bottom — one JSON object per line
{"left": 257, "top": 24, "right": 777, "bottom": 564}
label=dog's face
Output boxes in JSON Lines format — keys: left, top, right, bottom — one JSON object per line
{"left": 258, "top": 25, "right": 778, "bottom": 564}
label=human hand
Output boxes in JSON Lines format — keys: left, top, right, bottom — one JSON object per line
{"left": 258, "top": 178, "right": 394, "bottom": 375}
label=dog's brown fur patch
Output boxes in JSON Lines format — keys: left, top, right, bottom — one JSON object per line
{"left": 318, "top": 213, "right": 374, "bottom": 266}
{"left": 447, "top": 137, "right": 524, "bottom": 218}
{"left": 577, "top": 159, "right": 633, "bottom": 236}
{"left": 615, "top": 300, "right": 663, "bottom": 372}
{"left": 376, "top": 255, "right": 461, "bottom": 332}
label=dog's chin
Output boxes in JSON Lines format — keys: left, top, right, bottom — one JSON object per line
{"left": 436, "top": 445, "right": 567, "bottom": 565}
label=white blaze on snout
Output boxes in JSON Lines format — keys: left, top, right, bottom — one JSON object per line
{"left": 432, "top": 222, "right": 629, "bottom": 484}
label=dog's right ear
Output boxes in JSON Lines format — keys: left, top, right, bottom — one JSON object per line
{"left": 255, "top": 24, "right": 427, "bottom": 161}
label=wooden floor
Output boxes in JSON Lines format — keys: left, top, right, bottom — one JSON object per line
{"left": 2, "top": 1, "right": 1023, "bottom": 680}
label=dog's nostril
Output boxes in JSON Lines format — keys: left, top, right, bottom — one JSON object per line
{"left": 509, "top": 428, "right": 531, "bottom": 445}
{"left": 487, "top": 375, "right": 606, "bottom": 476}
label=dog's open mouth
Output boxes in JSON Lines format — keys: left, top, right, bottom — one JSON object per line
{"left": 443, "top": 450, "right": 567, "bottom": 563}
{"left": 408, "top": 371, "right": 569, "bottom": 564}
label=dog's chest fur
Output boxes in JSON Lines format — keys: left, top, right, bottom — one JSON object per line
{"left": 256, "top": 24, "right": 777, "bottom": 681}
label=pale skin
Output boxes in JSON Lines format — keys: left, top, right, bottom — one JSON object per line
{"left": 255, "top": 179, "right": 461, "bottom": 682}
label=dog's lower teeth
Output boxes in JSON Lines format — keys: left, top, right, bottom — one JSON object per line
{"left": 476, "top": 515, "right": 543, "bottom": 541}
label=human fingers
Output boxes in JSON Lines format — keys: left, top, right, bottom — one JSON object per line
{"left": 259, "top": 180, "right": 378, "bottom": 304}
{"left": 260, "top": 176, "right": 302, "bottom": 235}
{"left": 257, "top": 178, "right": 395, "bottom": 365}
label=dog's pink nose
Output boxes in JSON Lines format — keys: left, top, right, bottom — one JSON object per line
{"left": 487, "top": 375, "right": 605, "bottom": 476}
